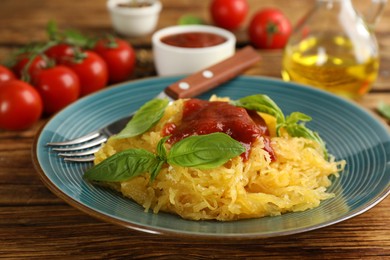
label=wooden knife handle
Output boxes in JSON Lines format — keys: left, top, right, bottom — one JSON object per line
{"left": 164, "top": 46, "right": 261, "bottom": 99}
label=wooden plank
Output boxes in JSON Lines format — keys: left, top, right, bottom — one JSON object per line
{"left": 0, "top": 203, "right": 388, "bottom": 258}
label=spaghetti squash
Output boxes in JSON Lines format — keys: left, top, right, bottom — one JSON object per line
{"left": 86, "top": 95, "right": 345, "bottom": 221}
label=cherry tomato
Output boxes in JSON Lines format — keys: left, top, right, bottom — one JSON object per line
{"left": 44, "top": 43, "right": 75, "bottom": 64}
{"left": 0, "top": 65, "right": 16, "bottom": 83}
{"left": 210, "top": 0, "right": 249, "bottom": 30}
{"left": 62, "top": 51, "right": 108, "bottom": 96}
{"left": 92, "top": 38, "right": 136, "bottom": 84}
{"left": 12, "top": 54, "right": 46, "bottom": 79}
{"left": 248, "top": 8, "right": 292, "bottom": 49}
{"left": 33, "top": 65, "right": 80, "bottom": 115}
{"left": 0, "top": 80, "right": 43, "bottom": 130}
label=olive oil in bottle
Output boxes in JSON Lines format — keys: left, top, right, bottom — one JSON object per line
{"left": 282, "top": 36, "right": 379, "bottom": 99}
{"left": 281, "top": 0, "right": 385, "bottom": 99}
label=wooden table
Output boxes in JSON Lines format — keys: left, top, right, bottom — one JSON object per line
{"left": 1, "top": 0, "right": 389, "bottom": 258}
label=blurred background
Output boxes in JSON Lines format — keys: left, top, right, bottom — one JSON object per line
{"left": 0, "top": 0, "right": 389, "bottom": 104}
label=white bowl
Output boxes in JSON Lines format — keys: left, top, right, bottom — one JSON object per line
{"left": 107, "top": 0, "right": 162, "bottom": 37}
{"left": 152, "top": 25, "right": 236, "bottom": 76}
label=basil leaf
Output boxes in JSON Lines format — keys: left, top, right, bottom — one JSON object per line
{"left": 115, "top": 98, "right": 169, "bottom": 139}
{"left": 232, "top": 94, "right": 285, "bottom": 124}
{"left": 278, "top": 112, "right": 312, "bottom": 136}
{"left": 286, "top": 112, "right": 312, "bottom": 124}
{"left": 378, "top": 101, "right": 390, "bottom": 120}
{"left": 84, "top": 149, "right": 160, "bottom": 182}
{"left": 167, "top": 133, "right": 245, "bottom": 169}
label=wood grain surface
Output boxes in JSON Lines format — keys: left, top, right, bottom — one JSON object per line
{"left": 0, "top": 0, "right": 389, "bottom": 259}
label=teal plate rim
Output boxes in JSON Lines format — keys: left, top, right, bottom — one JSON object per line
{"left": 32, "top": 75, "right": 390, "bottom": 239}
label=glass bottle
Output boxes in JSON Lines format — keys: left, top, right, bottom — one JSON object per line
{"left": 281, "top": 0, "right": 387, "bottom": 99}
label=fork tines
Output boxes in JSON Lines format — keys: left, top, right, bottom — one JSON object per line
{"left": 47, "top": 131, "right": 107, "bottom": 162}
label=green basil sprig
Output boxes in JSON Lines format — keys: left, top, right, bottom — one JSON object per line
{"left": 231, "top": 94, "right": 285, "bottom": 124}
{"left": 232, "top": 94, "right": 328, "bottom": 158}
{"left": 84, "top": 133, "right": 245, "bottom": 182}
{"left": 115, "top": 98, "right": 169, "bottom": 139}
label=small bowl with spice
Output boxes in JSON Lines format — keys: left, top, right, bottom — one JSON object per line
{"left": 107, "top": 0, "right": 162, "bottom": 37}
{"left": 152, "top": 25, "right": 236, "bottom": 76}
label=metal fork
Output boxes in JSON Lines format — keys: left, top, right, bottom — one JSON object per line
{"left": 46, "top": 46, "right": 261, "bottom": 162}
{"left": 46, "top": 115, "right": 132, "bottom": 162}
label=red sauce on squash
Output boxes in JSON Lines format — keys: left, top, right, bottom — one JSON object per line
{"left": 163, "top": 99, "right": 275, "bottom": 161}
{"left": 160, "top": 32, "right": 227, "bottom": 48}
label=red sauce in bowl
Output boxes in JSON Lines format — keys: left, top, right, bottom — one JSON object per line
{"left": 160, "top": 32, "right": 227, "bottom": 48}
{"left": 163, "top": 99, "right": 275, "bottom": 161}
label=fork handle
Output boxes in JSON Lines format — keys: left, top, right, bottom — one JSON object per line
{"left": 163, "top": 46, "right": 261, "bottom": 99}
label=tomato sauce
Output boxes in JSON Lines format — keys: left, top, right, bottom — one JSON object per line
{"left": 164, "top": 99, "right": 275, "bottom": 161}
{"left": 160, "top": 32, "right": 227, "bottom": 48}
